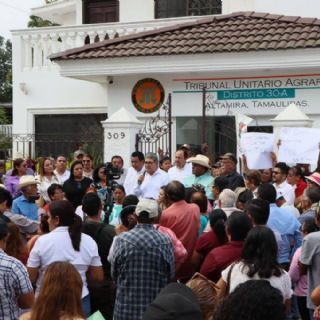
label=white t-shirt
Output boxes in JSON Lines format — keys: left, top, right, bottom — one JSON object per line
{"left": 221, "top": 261, "right": 292, "bottom": 301}
{"left": 168, "top": 163, "right": 192, "bottom": 183}
{"left": 273, "top": 181, "right": 295, "bottom": 206}
{"left": 124, "top": 166, "right": 145, "bottom": 195}
{"left": 27, "top": 226, "right": 102, "bottom": 298}
{"left": 54, "top": 169, "right": 70, "bottom": 185}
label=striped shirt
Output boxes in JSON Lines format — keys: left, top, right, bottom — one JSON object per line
{"left": 0, "top": 249, "right": 33, "bottom": 319}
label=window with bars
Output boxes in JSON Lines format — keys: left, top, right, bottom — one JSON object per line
{"left": 155, "top": 0, "right": 222, "bottom": 19}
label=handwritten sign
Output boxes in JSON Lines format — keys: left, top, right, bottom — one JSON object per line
{"left": 278, "top": 127, "right": 320, "bottom": 164}
{"left": 240, "top": 132, "right": 274, "bottom": 169}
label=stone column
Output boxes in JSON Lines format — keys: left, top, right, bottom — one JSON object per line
{"left": 101, "top": 107, "right": 143, "bottom": 168}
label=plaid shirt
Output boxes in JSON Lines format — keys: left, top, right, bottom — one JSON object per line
{"left": 111, "top": 224, "right": 175, "bottom": 320}
{"left": 0, "top": 249, "right": 33, "bottom": 320}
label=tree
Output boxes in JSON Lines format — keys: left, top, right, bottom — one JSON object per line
{"left": 0, "top": 36, "right": 12, "bottom": 104}
{"left": 28, "top": 15, "right": 60, "bottom": 28}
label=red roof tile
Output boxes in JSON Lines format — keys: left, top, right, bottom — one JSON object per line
{"left": 50, "top": 12, "right": 320, "bottom": 61}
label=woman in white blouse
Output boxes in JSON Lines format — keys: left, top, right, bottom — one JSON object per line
{"left": 27, "top": 200, "right": 104, "bottom": 317}
{"left": 36, "top": 157, "right": 60, "bottom": 203}
{"left": 217, "top": 226, "right": 292, "bottom": 313}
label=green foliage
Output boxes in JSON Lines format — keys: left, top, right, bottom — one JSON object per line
{"left": 28, "top": 15, "right": 60, "bottom": 28}
{"left": 0, "top": 36, "right": 12, "bottom": 103}
{"left": 0, "top": 107, "right": 8, "bottom": 125}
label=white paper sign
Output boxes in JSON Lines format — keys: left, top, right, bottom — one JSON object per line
{"left": 240, "top": 132, "right": 275, "bottom": 169}
{"left": 278, "top": 127, "right": 320, "bottom": 164}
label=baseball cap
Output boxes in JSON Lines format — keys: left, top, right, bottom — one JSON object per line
{"left": 135, "top": 199, "right": 159, "bottom": 219}
{"left": 220, "top": 153, "right": 237, "bottom": 164}
{"left": 143, "top": 283, "right": 202, "bottom": 320}
{"left": 74, "top": 150, "right": 85, "bottom": 158}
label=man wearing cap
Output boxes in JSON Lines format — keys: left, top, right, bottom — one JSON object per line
{"left": 220, "top": 153, "right": 245, "bottom": 191}
{"left": 0, "top": 221, "right": 34, "bottom": 319}
{"left": 11, "top": 176, "right": 40, "bottom": 221}
{"left": 184, "top": 154, "right": 214, "bottom": 201}
{"left": 111, "top": 199, "right": 174, "bottom": 320}
{"left": 0, "top": 187, "right": 39, "bottom": 234}
{"left": 73, "top": 148, "right": 85, "bottom": 161}
{"left": 168, "top": 149, "right": 192, "bottom": 183}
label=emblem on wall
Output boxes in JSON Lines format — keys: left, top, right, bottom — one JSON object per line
{"left": 131, "top": 78, "right": 165, "bottom": 113}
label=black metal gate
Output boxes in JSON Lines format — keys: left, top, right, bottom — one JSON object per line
{"left": 135, "top": 94, "right": 172, "bottom": 157}
{"left": 200, "top": 88, "right": 237, "bottom": 157}
{"left": 12, "top": 113, "right": 106, "bottom": 163}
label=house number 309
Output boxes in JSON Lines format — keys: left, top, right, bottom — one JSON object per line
{"left": 107, "top": 132, "right": 126, "bottom": 139}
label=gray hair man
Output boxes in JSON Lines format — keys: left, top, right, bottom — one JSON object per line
{"left": 134, "top": 153, "right": 169, "bottom": 199}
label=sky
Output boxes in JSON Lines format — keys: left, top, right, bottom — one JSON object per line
{"left": 0, "top": 0, "right": 43, "bottom": 39}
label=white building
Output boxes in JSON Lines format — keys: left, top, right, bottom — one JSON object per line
{"left": 11, "top": 0, "right": 320, "bottom": 164}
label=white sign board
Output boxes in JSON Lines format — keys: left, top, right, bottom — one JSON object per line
{"left": 278, "top": 127, "right": 320, "bottom": 164}
{"left": 240, "top": 132, "right": 274, "bottom": 169}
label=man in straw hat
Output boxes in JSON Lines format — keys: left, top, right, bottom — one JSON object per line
{"left": 184, "top": 154, "right": 214, "bottom": 201}
{"left": 11, "top": 176, "right": 40, "bottom": 221}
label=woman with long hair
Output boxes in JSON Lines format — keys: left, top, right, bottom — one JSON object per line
{"left": 5, "top": 158, "right": 28, "bottom": 198}
{"left": 5, "top": 222, "right": 29, "bottom": 265}
{"left": 192, "top": 209, "right": 228, "bottom": 269}
{"left": 27, "top": 200, "right": 104, "bottom": 317}
{"left": 217, "top": 226, "right": 292, "bottom": 311}
{"left": 63, "top": 161, "right": 92, "bottom": 209}
{"left": 20, "top": 261, "right": 85, "bottom": 320}
{"left": 36, "top": 157, "right": 59, "bottom": 204}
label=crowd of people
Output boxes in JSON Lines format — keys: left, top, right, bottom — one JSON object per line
{"left": 1, "top": 145, "right": 320, "bottom": 320}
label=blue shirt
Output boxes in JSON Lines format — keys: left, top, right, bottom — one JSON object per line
{"left": 184, "top": 171, "right": 214, "bottom": 200}
{"left": 267, "top": 203, "right": 302, "bottom": 264}
{"left": 12, "top": 195, "right": 39, "bottom": 221}
{"left": 111, "top": 224, "right": 174, "bottom": 320}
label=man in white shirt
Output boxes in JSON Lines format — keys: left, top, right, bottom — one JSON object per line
{"left": 168, "top": 149, "right": 192, "bottom": 183}
{"left": 124, "top": 151, "right": 145, "bottom": 195}
{"left": 54, "top": 155, "right": 70, "bottom": 184}
{"left": 134, "top": 153, "right": 169, "bottom": 199}
{"left": 272, "top": 163, "right": 295, "bottom": 206}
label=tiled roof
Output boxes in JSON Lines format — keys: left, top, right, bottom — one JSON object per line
{"left": 50, "top": 12, "right": 320, "bottom": 61}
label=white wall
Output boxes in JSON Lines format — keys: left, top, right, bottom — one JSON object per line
{"left": 223, "top": 0, "right": 255, "bottom": 14}
{"left": 254, "top": 0, "right": 320, "bottom": 18}
{"left": 12, "top": 63, "right": 108, "bottom": 134}
{"left": 119, "top": 0, "right": 154, "bottom": 22}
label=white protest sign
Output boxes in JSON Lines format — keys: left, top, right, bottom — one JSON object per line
{"left": 278, "top": 127, "right": 320, "bottom": 164}
{"left": 240, "top": 132, "right": 274, "bottom": 169}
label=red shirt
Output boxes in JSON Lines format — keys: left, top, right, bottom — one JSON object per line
{"left": 295, "top": 178, "right": 307, "bottom": 198}
{"left": 196, "top": 230, "right": 224, "bottom": 260}
{"left": 200, "top": 241, "right": 244, "bottom": 283}
{"left": 160, "top": 200, "right": 200, "bottom": 279}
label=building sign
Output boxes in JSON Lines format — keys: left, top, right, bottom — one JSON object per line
{"left": 172, "top": 74, "right": 320, "bottom": 115}
{"left": 132, "top": 78, "right": 165, "bottom": 113}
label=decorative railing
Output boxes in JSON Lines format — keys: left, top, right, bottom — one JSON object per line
{"left": 0, "top": 125, "right": 12, "bottom": 137}
{"left": 13, "top": 16, "right": 200, "bottom": 70}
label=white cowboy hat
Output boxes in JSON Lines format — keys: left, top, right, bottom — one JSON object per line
{"left": 187, "top": 154, "right": 211, "bottom": 169}
{"left": 17, "top": 175, "right": 39, "bottom": 190}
